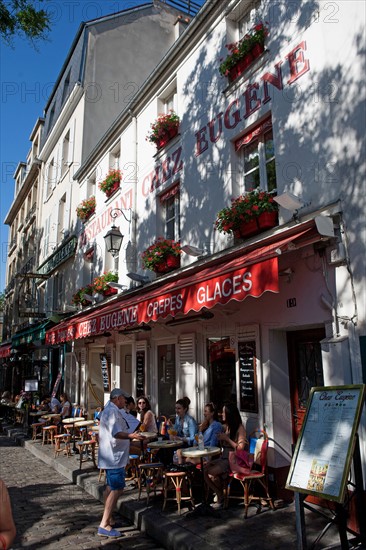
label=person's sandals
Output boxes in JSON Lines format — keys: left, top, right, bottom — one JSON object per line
{"left": 97, "top": 526, "right": 124, "bottom": 538}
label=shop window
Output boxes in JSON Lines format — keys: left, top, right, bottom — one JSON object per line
{"left": 236, "top": 117, "right": 277, "bottom": 193}
{"left": 157, "top": 344, "right": 176, "bottom": 417}
{"left": 159, "top": 184, "right": 180, "bottom": 241}
{"left": 207, "top": 337, "right": 236, "bottom": 412}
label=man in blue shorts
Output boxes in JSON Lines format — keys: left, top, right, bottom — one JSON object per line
{"left": 97, "top": 388, "right": 143, "bottom": 538}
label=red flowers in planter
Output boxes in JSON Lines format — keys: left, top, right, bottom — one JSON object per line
{"left": 146, "top": 111, "right": 180, "bottom": 149}
{"left": 99, "top": 169, "right": 122, "bottom": 197}
{"left": 76, "top": 196, "right": 96, "bottom": 222}
{"left": 141, "top": 238, "right": 181, "bottom": 273}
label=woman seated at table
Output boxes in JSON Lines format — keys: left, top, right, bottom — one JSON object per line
{"left": 181, "top": 402, "right": 223, "bottom": 465}
{"left": 169, "top": 397, "right": 197, "bottom": 446}
{"left": 59, "top": 393, "right": 71, "bottom": 419}
{"left": 136, "top": 396, "right": 157, "bottom": 433}
{"left": 204, "top": 402, "right": 246, "bottom": 507}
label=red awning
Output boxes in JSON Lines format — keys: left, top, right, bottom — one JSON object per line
{"left": 46, "top": 224, "right": 319, "bottom": 345}
{"left": 0, "top": 344, "right": 11, "bottom": 359}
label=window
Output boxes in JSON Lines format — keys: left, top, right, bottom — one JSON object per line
{"left": 159, "top": 184, "right": 180, "bottom": 241}
{"left": 58, "top": 193, "right": 66, "bottom": 240}
{"left": 164, "top": 91, "right": 177, "bottom": 113}
{"left": 236, "top": 118, "right": 277, "bottom": 193}
{"left": 238, "top": 1, "right": 260, "bottom": 37}
{"left": 62, "top": 70, "right": 71, "bottom": 105}
{"left": 61, "top": 131, "right": 70, "bottom": 178}
{"left": 46, "top": 159, "right": 55, "bottom": 197}
{"left": 109, "top": 143, "right": 120, "bottom": 169}
{"left": 48, "top": 104, "right": 55, "bottom": 134}
{"left": 52, "top": 272, "right": 64, "bottom": 313}
{"left": 158, "top": 81, "right": 177, "bottom": 115}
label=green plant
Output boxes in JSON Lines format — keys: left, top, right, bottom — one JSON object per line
{"left": 76, "top": 196, "right": 96, "bottom": 221}
{"left": 141, "top": 238, "right": 181, "bottom": 270}
{"left": 99, "top": 168, "right": 122, "bottom": 193}
{"left": 146, "top": 111, "right": 180, "bottom": 144}
{"left": 219, "top": 20, "right": 269, "bottom": 77}
{"left": 214, "top": 189, "right": 278, "bottom": 234}
{"left": 92, "top": 271, "right": 118, "bottom": 293}
{"left": 72, "top": 284, "right": 94, "bottom": 305}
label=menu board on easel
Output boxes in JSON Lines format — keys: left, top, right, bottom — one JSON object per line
{"left": 136, "top": 351, "right": 145, "bottom": 397}
{"left": 100, "top": 353, "right": 110, "bottom": 392}
{"left": 238, "top": 341, "right": 258, "bottom": 413}
{"left": 286, "top": 385, "right": 366, "bottom": 502}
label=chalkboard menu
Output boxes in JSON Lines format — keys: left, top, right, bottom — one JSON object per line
{"left": 100, "top": 353, "right": 110, "bottom": 392}
{"left": 136, "top": 351, "right": 145, "bottom": 397}
{"left": 238, "top": 341, "right": 258, "bottom": 413}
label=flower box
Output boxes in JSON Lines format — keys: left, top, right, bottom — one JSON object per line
{"left": 219, "top": 21, "right": 268, "bottom": 82}
{"left": 99, "top": 169, "right": 122, "bottom": 196}
{"left": 215, "top": 189, "right": 279, "bottom": 238}
{"left": 105, "top": 181, "right": 120, "bottom": 198}
{"left": 76, "top": 196, "right": 96, "bottom": 222}
{"left": 102, "top": 287, "right": 118, "bottom": 297}
{"left": 142, "top": 238, "right": 181, "bottom": 273}
{"left": 146, "top": 111, "right": 180, "bottom": 150}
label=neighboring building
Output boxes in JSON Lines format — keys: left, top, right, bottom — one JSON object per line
{"left": 2, "top": 0, "right": 366, "bottom": 521}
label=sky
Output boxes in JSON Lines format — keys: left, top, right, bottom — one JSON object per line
{"left": 0, "top": 0, "right": 205, "bottom": 292}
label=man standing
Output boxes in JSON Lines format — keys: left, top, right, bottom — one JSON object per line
{"left": 97, "top": 388, "right": 143, "bottom": 538}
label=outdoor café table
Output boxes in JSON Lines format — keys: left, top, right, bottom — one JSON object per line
{"left": 148, "top": 439, "right": 183, "bottom": 466}
{"left": 74, "top": 420, "right": 95, "bottom": 440}
{"left": 62, "top": 417, "right": 85, "bottom": 453}
{"left": 181, "top": 446, "right": 221, "bottom": 517}
{"left": 133, "top": 432, "right": 157, "bottom": 460}
{"left": 41, "top": 413, "right": 61, "bottom": 421}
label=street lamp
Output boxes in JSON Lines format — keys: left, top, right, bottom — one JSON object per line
{"left": 104, "top": 208, "right": 132, "bottom": 257}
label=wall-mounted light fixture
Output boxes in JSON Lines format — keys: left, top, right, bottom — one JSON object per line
{"left": 104, "top": 208, "right": 132, "bottom": 257}
{"left": 166, "top": 310, "right": 214, "bottom": 327}
{"left": 181, "top": 244, "right": 210, "bottom": 257}
{"left": 119, "top": 324, "right": 151, "bottom": 334}
{"left": 127, "top": 272, "right": 151, "bottom": 284}
{"left": 107, "top": 282, "right": 128, "bottom": 291}
{"left": 274, "top": 191, "right": 312, "bottom": 221}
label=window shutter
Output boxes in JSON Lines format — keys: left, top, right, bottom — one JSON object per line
{"left": 178, "top": 334, "right": 197, "bottom": 417}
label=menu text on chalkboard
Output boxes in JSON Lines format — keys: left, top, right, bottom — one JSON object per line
{"left": 136, "top": 351, "right": 145, "bottom": 397}
{"left": 238, "top": 341, "right": 258, "bottom": 413}
{"left": 100, "top": 353, "right": 110, "bottom": 392}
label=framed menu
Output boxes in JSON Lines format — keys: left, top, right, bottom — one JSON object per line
{"left": 100, "top": 353, "right": 110, "bottom": 392}
{"left": 238, "top": 341, "right": 258, "bottom": 413}
{"left": 136, "top": 351, "right": 145, "bottom": 397}
{"left": 286, "top": 385, "right": 365, "bottom": 502}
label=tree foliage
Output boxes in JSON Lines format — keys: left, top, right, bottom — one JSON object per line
{"left": 0, "top": 0, "right": 50, "bottom": 44}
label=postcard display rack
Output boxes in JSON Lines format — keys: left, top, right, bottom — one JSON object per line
{"left": 286, "top": 385, "right": 366, "bottom": 550}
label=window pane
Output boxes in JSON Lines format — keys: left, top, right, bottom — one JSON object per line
{"left": 244, "top": 140, "right": 260, "bottom": 190}
{"left": 264, "top": 130, "right": 277, "bottom": 192}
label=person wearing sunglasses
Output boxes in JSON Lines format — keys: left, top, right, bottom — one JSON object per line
{"left": 136, "top": 396, "right": 157, "bottom": 433}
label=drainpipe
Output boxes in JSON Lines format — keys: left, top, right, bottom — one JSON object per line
{"left": 128, "top": 109, "right": 138, "bottom": 272}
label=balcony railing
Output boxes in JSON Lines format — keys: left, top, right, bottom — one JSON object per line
{"left": 25, "top": 203, "right": 37, "bottom": 226}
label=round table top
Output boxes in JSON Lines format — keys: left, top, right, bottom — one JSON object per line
{"left": 181, "top": 446, "right": 221, "bottom": 459}
{"left": 139, "top": 432, "right": 157, "bottom": 438}
{"left": 148, "top": 439, "right": 183, "bottom": 449}
{"left": 74, "top": 420, "right": 95, "bottom": 427}
{"left": 62, "top": 417, "right": 85, "bottom": 424}
{"left": 42, "top": 413, "right": 61, "bottom": 420}
{"left": 89, "top": 424, "right": 99, "bottom": 431}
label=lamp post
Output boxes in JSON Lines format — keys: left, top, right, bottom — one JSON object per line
{"left": 103, "top": 208, "right": 132, "bottom": 257}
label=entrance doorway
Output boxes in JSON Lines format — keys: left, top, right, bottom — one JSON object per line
{"left": 207, "top": 337, "right": 236, "bottom": 411}
{"left": 88, "top": 349, "right": 105, "bottom": 415}
{"left": 157, "top": 344, "right": 176, "bottom": 418}
{"left": 287, "top": 328, "right": 325, "bottom": 442}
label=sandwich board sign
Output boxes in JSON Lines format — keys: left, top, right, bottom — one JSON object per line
{"left": 286, "top": 384, "right": 365, "bottom": 503}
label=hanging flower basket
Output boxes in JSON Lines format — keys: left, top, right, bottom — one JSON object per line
{"left": 219, "top": 21, "right": 269, "bottom": 82}
{"left": 141, "top": 238, "right": 181, "bottom": 273}
{"left": 99, "top": 169, "right": 122, "bottom": 197}
{"left": 215, "top": 189, "right": 278, "bottom": 239}
{"left": 76, "top": 196, "right": 96, "bottom": 222}
{"left": 146, "top": 111, "right": 180, "bottom": 150}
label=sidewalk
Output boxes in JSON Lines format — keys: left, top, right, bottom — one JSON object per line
{"left": 1, "top": 422, "right": 361, "bottom": 550}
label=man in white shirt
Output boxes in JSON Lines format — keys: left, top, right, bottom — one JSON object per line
{"left": 97, "top": 388, "right": 143, "bottom": 538}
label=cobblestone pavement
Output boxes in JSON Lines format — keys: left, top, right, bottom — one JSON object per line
{"left": 0, "top": 434, "right": 165, "bottom": 550}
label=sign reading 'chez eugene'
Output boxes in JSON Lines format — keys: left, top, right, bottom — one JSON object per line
{"left": 46, "top": 257, "right": 278, "bottom": 344}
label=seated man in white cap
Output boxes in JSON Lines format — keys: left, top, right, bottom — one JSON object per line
{"left": 97, "top": 388, "right": 143, "bottom": 539}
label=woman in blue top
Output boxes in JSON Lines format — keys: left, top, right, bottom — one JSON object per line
{"left": 201, "top": 402, "right": 223, "bottom": 447}
{"left": 171, "top": 396, "right": 197, "bottom": 446}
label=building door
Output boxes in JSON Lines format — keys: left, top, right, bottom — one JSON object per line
{"left": 157, "top": 344, "right": 176, "bottom": 418}
{"left": 287, "top": 328, "right": 325, "bottom": 442}
{"left": 207, "top": 337, "right": 236, "bottom": 412}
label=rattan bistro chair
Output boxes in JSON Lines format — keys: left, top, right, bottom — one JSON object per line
{"left": 224, "top": 429, "right": 274, "bottom": 518}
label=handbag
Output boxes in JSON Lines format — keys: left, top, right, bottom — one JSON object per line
{"left": 228, "top": 449, "right": 251, "bottom": 475}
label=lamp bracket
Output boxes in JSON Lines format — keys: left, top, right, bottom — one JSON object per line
{"left": 110, "top": 208, "right": 132, "bottom": 223}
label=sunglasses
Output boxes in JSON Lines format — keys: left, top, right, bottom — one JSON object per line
{"left": 138, "top": 401, "right": 146, "bottom": 404}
